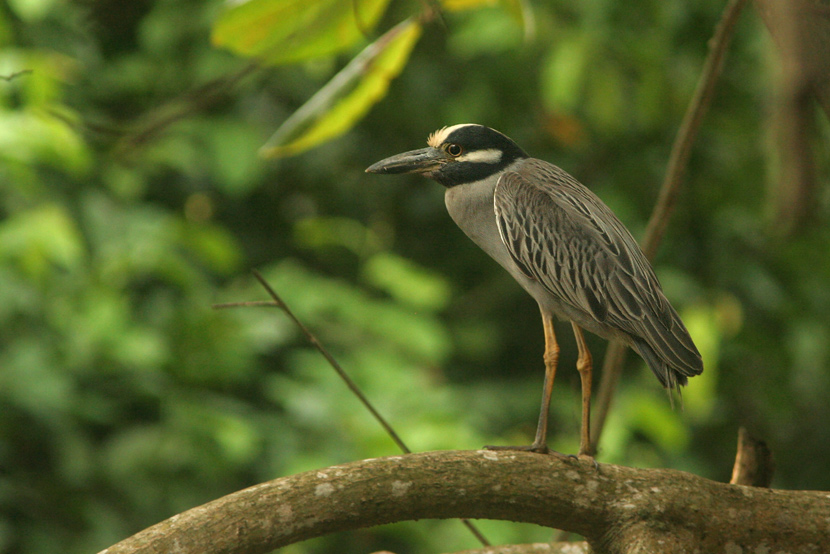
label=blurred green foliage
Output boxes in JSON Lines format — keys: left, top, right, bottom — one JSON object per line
{"left": 1, "top": 0, "right": 829, "bottom": 553}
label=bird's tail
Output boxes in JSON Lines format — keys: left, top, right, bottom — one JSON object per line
{"left": 632, "top": 336, "right": 702, "bottom": 394}
{"left": 630, "top": 298, "right": 704, "bottom": 398}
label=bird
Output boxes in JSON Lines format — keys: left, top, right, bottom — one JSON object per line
{"left": 366, "top": 124, "right": 703, "bottom": 457}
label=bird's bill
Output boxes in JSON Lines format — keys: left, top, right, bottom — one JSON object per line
{"left": 365, "top": 147, "right": 445, "bottom": 175}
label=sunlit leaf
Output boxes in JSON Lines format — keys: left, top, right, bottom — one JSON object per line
{"left": 541, "top": 33, "right": 590, "bottom": 114}
{"left": 212, "top": 0, "right": 392, "bottom": 65}
{"left": 441, "top": 0, "right": 496, "bottom": 12}
{"left": 181, "top": 221, "right": 243, "bottom": 275}
{"left": 260, "top": 18, "right": 421, "bottom": 158}
{"left": 0, "top": 110, "right": 91, "bottom": 175}
{"left": 627, "top": 389, "right": 689, "bottom": 453}
{"left": 362, "top": 252, "right": 451, "bottom": 311}
{"left": 294, "top": 216, "right": 382, "bottom": 255}
{"left": 0, "top": 204, "right": 85, "bottom": 277}
{"left": 681, "top": 295, "right": 742, "bottom": 421}
{"left": 501, "top": 0, "right": 535, "bottom": 42}
{"left": 440, "top": 0, "right": 533, "bottom": 41}
{"left": 6, "top": 0, "right": 57, "bottom": 21}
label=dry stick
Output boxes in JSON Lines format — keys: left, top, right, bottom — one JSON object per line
{"left": 730, "top": 427, "right": 775, "bottom": 487}
{"left": 590, "top": 0, "right": 749, "bottom": 453}
{"left": 214, "top": 270, "right": 491, "bottom": 547}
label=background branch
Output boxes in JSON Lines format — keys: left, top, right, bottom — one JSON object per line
{"left": 591, "top": 0, "right": 749, "bottom": 451}
{"left": 754, "top": 0, "right": 830, "bottom": 234}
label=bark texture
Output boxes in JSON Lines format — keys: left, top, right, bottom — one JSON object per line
{"left": 99, "top": 450, "right": 830, "bottom": 554}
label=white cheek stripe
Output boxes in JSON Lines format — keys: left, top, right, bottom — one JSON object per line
{"left": 457, "top": 148, "right": 503, "bottom": 164}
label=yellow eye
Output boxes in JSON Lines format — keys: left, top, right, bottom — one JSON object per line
{"left": 446, "top": 143, "right": 463, "bottom": 157}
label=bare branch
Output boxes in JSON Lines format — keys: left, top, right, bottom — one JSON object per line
{"left": 730, "top": 427, "right": 775, "bottom": 487}
{"left": 453, "top": 542, "right": 590, "bottom": 554}
{"left": 453, "top": 541, "right": 592, "bottom": 554}
{"left": 98, "top": 450, "right": 830, "bottom": 554}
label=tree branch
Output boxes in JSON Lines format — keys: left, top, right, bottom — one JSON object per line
{"left": 754, "top": 0, "right": 830, "bottom": 234}
{"left": 99, "top": 450, "right": 830, "bottom": 554}
{"left": 730, "top": 427, "right": 775, "bottom": 487}
{"left": 453, "top": 543, "right": 589, "bottom": 554}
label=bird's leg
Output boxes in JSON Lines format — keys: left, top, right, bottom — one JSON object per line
{"left": 571, "top": 322, "right": 593, "bottom": 459}
{"left": 485, "top": 309, "right": 558, "bottom": 455}
{"left": 530, "top": 310, "right": 560, "bottom": 453}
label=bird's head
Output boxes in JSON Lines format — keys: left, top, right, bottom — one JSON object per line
{"left": 366, "top": 124, "right": 528, "bottom": 187}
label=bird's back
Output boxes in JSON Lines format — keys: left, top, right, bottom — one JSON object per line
{"left": 494, "top": 158, "right": 703, "bottom": 389}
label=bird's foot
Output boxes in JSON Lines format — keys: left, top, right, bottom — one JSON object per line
{"left": 483, "top": 444, "right": 597, "bottom": 468}
{"left": 484, "top": 442, "right": 557, "bottom": 456}
{"left": 575, "top": 452, "right": 600, "bottom": 471}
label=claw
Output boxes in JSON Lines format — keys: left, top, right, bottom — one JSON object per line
{"left": 578, "top": 454, "right": 600, "bottom": 471}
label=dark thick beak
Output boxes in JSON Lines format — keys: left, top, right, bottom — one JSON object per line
{"left": 365, "top": 147, "right": 446, "bottom": 175}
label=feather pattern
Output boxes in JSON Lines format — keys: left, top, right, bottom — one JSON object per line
{"left": 494, "top": 158, "right": 702, "bottom": 388}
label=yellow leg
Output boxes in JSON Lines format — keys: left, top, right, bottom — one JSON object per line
{"left": 485, "top": 308, "right": 558, "bottom": 454}
{"left": 571, "top": 322, "right": 593, "bottom": 458}
{"left": 530, "top": 310, "right": 559, "bottom": 453}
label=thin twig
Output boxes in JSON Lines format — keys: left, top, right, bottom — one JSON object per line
{"left": 237, "top": 270, "right": 412, "bottom": 453}
{"left": 590, "top": 0, "right": 749, "bottom": 453}
{"left": 117, "top": 62, "right": 260, "bottom": 151}
{"left": 215, "top": 270, "right": 491, "bottom": 546}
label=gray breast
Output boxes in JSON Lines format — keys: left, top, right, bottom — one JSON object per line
{"left": 443, "top": 175, "right": 575, "bottom": 320}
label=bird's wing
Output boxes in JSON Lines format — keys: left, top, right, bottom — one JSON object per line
{"left": 494, "top": 159, "right": 701, "bottom": 379}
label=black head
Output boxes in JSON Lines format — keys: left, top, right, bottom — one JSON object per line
{"left": 365, "top": 124, "right": 529, "bottom": 187}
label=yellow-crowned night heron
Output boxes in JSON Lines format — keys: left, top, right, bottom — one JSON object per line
{"left": 366, "top": 124, "right": 703, "bottom": 457}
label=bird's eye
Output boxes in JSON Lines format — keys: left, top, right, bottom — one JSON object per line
{"left": 446, "top": 143, "right": 463, "bottom": 157}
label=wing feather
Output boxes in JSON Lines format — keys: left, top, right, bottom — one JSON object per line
{"left": 493, "top": 159, "right": 702, "bottom": 383}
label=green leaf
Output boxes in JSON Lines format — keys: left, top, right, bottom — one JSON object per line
{"left": 212, "top": 0, "right": 392, "bottom": 65}
{"left": 294, "top": 216, "right": 382, "bottom": 255}
{"left": 6, "top": 0, "right": 58, "bottom": 21}
{"left": 440, "top": 0, "right": 534, "bottom": 42}
{"left": 0, "top": 110, "right": 91, "bottom": 175}
{"left": 260, "top": 18, "right": 422, "bottom": 158}
{"left": 541, "top": 33, "right": 591, "bottom": 114}
{"left": 441, "top": 0, "right": 496, "bottom": 12}
{"left": 362, "top": 252, "right": 451, "bottom": 311}
{"left": 448, "top": 8, "right": 523, "bottom": 57}
{"left": 501, "top": 0, "right": 535, "bottom": 42}
{"left": 0, "top": 204, "right": 85, "bottom": 277}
